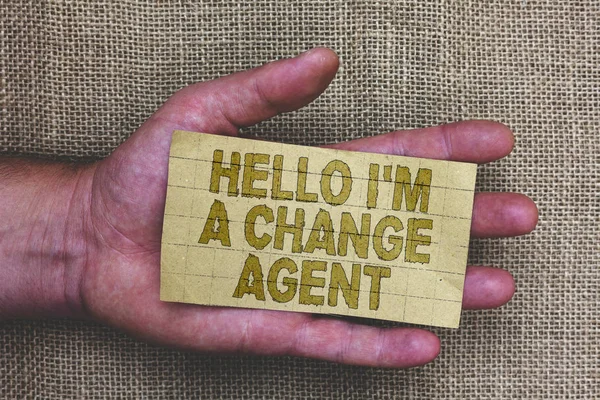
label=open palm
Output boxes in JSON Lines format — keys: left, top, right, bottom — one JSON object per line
{"left": 78, "top": 48, "right": 537, "bottom": 368}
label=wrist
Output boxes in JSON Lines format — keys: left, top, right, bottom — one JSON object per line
{"left": 0, "top": 159, "right": 96, "bottom": 320}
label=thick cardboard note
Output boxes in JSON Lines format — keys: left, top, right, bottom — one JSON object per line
{"left": 160, "top": 131, "right": 477, "bottom": 328}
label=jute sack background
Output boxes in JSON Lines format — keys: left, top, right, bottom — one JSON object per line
{"left": 1, "top": 0, "right": 598, "bottom": 398}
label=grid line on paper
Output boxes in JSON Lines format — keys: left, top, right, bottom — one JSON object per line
{"left": 161, "top": 270, "right": 462, "bottom": 303}
{"left": 164, "top": 188, "right": 472, "bottom": 221}
{"left": 163, "top": 241, "right": 467, "bottom": 276}
{"left": 418, "top": 158, "right": 434, "bottom": 327}
{"left": 162, "top": 215, "right": 469, "bottom": 249}
{"left": 168, "top": 154, "right": 475, "bottom": 192}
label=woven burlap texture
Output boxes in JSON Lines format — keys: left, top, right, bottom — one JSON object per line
{"left": 2, "top": 1, "right": 598, "bottom": 398}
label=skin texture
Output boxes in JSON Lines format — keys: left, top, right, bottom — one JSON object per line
{"left": 0, "top": 48, "right": 538, "bottom": 368}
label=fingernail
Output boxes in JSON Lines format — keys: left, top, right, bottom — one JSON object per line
{"left": 297, "top": 48, "right": 319, "bottom": 58}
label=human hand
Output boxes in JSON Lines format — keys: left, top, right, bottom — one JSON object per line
{"left": 2, "top": 48, "right": 537, "bottom": 368}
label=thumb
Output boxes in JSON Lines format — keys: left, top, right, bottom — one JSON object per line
{"left": 92, "top": 48, "right": 338, "bottom": 246}
{"left": 118, "top": 47, "right": 339, "bottom": 167}
{"left": 154, "top": 47, "right": 340, "bottom": 135}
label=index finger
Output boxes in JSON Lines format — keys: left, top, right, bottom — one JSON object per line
{"left": 325, "top": 120, "right": 515, "bottom": 164}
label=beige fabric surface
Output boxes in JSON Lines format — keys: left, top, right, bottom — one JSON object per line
{"left": 1, "top": 0, "right": 598, "bottom": 398}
